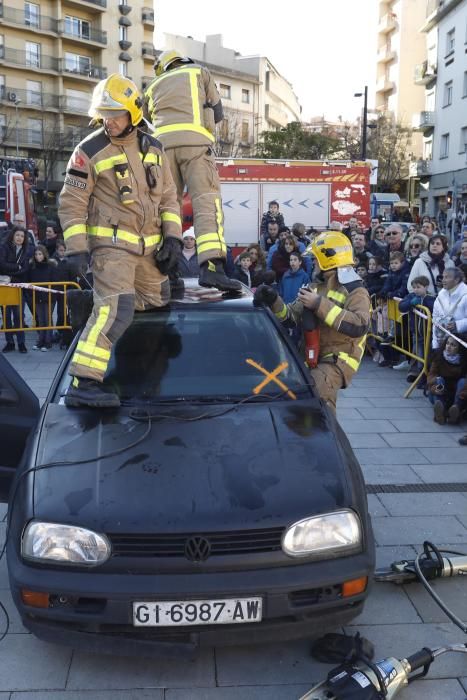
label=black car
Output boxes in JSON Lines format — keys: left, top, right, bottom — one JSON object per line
{"left": 0, "top": 281, "right": 374, "bottom": 656}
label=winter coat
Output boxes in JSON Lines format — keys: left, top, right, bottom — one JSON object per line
{"left": 432, "top": 282, "right": 467, "bottom": 349}
{"left": 177, "top": 251, "right": 200, "bottom": 278}
{"left": 145, "top": 64, "right": 222, "bottom": 148}
{"left": 368, "top": 239, "right": 388, "bottom": 259}
{"left": 366, "top": 269, "right": 387, "bottom": 297}
{"left": 59, "top": 127, "right": 182, "bottom": 257}
{"left": 279, "top": 267, "right": 310, "bottom": 304}
{"left": 260, "top": 211, "right": 285, "bottom": 238}
{"left": 398, "top": 292, "right": 435, "bottom": 332}
{"left": 0, "top": 239, "right": 34, "bottom": 281}
{"left": 233, "top": 266, "right": 251, "bottom": 287}
{"left": 380, "top": 262, "right": 410, "bottom": 299}
{"left": 407, "top": 251, "right": 455, "bottom": 296}
{"left": 267, "top": 240, "right": 309, "bottom": 271}
{"left": 427, "top": 349, "right": 467, "bottom": 398}
{"left": 270, "top": 248, "right": 291, "bottom": 282}
{"left": 27, "top": 260, "right": 58, "bottom": 303}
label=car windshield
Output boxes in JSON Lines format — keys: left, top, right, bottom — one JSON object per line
{"left": 61, "top": 308, "right": 307, "bottom": 404}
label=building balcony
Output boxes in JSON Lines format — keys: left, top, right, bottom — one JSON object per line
{"left": 378, "top": 12, "right": 397, "bottom": 33}
{"left": 142, "top": 7, "right": 154, "bottom": 26}
{"left": 60, "top": 22, "right": 107, "bottom": 46}
{"left": 409, "top": 159, "right": 432, "bottom": 177}
{"left": 265, "top": 103, "right": 288, "bottom": 129}
{"left": 377, "top": 46, "right": 397, "bottom": 63}
{"left": 61, "top": 61, "right": 107, "bottom": 81}
{"left": 421, "top": 0, "right": 464, "bottom": 32}
{"left": 0, "top": 3, "right": 58, "bottom": 32}
{"left": 376, "top": 77, "right": 396, "bottom": 94}
{"left": 0, "top": 47, "right": 60, "bottom": 73}
{"left": 414, "top": 60, "right": 437, "bottom": 86}
{"left": 412, "top": 111, "right": 435, "bottom": 131}
{"left": 142, "top": 43, "right": 157, "bottom": 61}
{"left": 61, "top": 96, "right": 89, "bottom": 114}
{"left": 0, "top": 86, "right": 60, "bottom": 110}
{"left": 0, "top": 125, "right": 91, "bottom": 150}
{"left": 61, "top": 0, "right": 106, "bottom": 12}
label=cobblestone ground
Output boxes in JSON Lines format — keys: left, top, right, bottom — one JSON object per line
{"left": 2, "top": 337, "right": 467, "bottom": 699}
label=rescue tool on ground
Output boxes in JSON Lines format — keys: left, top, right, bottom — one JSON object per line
{"left": 59, "top": 73, "right": 182, "bottom": 409}
{"left": 144, "top": 49, "right": 241, "bottom": 292}
{"left": 254, "top": 231, "right": 371, "bottom": 412}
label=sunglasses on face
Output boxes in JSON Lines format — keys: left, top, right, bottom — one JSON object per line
{"left": 386, "top": 231, "right": 399, "bottom": 236}
{"left": 410, "top": 244, "right": 421, "bottom": 249}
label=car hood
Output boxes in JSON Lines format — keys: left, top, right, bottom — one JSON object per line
{"left": 32, "top": 401, "right": 353, "bottom": 533}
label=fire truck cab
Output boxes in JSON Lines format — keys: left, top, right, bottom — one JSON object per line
{"left": 0, "top": 158, "right": 38, "bottom": 236}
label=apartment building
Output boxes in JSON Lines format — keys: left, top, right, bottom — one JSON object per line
{"left": 411, "top": 0, "right": 467, "bottom": 223}
{"left": 161, "top": 33, "right": 301, "bottom": 156}
{"left": 0, "top": 0, "right": 155, "bottom": 206}
{"left": 376, "top": 0, "right": 427, "bottom": 157}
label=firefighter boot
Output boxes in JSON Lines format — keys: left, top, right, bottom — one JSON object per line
{"left": 65, "top": 378, "right": 120, "bottom": 408}
{"left": 199, "top": 260, "right": 241, "bottom": 292}
{"left": 67, "top": 290, "right": 94, "bottom": 335}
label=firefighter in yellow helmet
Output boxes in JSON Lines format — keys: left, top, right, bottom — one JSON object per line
{"left": 59, "top": 73, "right": 182, "bottom": 408}
{"left": 144, "top": 50, "right": 241, "bottom": 292}
{"left": 254, "top": 231, "right": 370, "bottom": 412}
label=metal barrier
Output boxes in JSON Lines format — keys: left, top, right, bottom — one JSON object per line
{"left": 367, "top": 296, "right": 432, "bottom": 398}
{"left": 0, "top": 281, "right": 81, "bottom": 333}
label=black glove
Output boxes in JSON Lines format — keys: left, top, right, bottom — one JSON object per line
{"left": 154, "top": 237, "right": 182, "bottom": 275}
{"left": 253, "top": 284, "right": 278, "bottom": 308}
{"left": 66, "top": 252, "right": 90, "bottom": 279}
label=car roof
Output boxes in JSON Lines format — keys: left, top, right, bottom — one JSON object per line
{"left": 170, "top": 279, "right": 254, "bottom": 309}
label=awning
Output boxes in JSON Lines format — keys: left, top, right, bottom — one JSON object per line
{"left": 371, "top": 193, "right": 400, "bottom": 203}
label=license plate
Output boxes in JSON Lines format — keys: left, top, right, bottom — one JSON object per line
{"left": 133, "top": 597, "right": 263, "bottom": 627}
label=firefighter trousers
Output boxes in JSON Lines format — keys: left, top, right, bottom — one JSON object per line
{"left": 165, "top": 145, "right": 227, "bottom": 264}
{"left": 70, "top": 248, "right": 170, "bottom": 383}
{"left": 309, "top": 362, "right": 347, "bottom": 413}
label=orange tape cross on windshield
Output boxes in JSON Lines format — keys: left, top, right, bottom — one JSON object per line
{"left": 246, "top": 359, "right": 297, "bottom": 400}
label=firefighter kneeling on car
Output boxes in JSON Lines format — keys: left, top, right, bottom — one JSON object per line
{"left": 59, "top": 74, "right": 182, "bottom": 408}
{"left": 254, "top": 231, "right": 370, "bottom": 412}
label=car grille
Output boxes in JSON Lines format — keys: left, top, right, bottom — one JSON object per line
{"left": 109, "top": 527, "right": 284, "bottom": 558}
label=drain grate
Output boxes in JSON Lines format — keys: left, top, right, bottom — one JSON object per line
{"left": 366, "top": 483, "right": 467, "bottom": 494}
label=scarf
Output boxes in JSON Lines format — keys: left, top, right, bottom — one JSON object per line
{"left": 428, "top": 251, "right": 445, "bottom": 274}
{"left": 443, "top": 350, "right": 460, "bottom": 365}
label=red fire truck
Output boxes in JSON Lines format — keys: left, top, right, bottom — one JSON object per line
{"left": 183, "top": 159, "right": 371, "bottom": 247}
{"left": 0, "top": 158, "right": 38, "bottom": 235}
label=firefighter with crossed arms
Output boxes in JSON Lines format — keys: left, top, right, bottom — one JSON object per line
{"left": 59, "top": 74, "right": 182, "bottom": 408}
{"left": 254, "top": 231, "right": 371, "bottom": 412}
{"left": 144, "top": 49, "right": 240, "bottom": 292}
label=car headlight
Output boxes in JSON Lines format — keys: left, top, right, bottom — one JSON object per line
{"left": 22, "top": 521, "right": 111, "bottom": 566}
{"left": 282, "top": 510, "right": 362, "bottom": 558}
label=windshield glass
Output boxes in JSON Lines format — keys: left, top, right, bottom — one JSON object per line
{"left": 62, "top": 309, "right": 307, "bottom": 403}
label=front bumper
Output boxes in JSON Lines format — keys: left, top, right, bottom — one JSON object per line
{"left": 8, "top": 543, "right": 374, "bottom": 656}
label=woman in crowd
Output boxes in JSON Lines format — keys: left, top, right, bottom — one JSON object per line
{"left": 27, "top": 245, "right": 57, "bottom": 352}
{"left": 405, "top": 233, "right": 428, "bottom": 268}
{"left": 245, "top": 243, "right": 267, "bottom": 286}
{"left": 0, "top": 226, "right": 34, "bottom": 353}
{"left": 368, "top": 224, "right": 388, "bottom": 259}
{"left": 407, "top": 234, "right": 455, "bottom": 296}
{"left": 427, "top": 335, "right": 467, "bottom": 425}
{"left": 271, "top": 235, "right": 301, "bottom": 282}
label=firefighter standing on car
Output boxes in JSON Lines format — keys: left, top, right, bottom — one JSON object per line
{"left": 254, "top": 231, "right": 370, "bottom": 412}
{"left": 59, "top": 74, "right": 182, "bottom": 409}
{"left": 144, "top": 49, "right": 240, "bottom": 292}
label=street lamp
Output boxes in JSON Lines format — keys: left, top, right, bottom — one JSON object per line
{"left": 14, "top": 98, "right": 21, "bottom": 156}
{"left": 354, "top": 86, "right": 368, "bottom": 160}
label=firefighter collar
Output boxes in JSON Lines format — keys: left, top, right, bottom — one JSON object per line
{"left": 337, "top": 266, "right": 361, "bottom": 285}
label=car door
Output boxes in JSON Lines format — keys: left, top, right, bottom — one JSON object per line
{"left": 0, "top": 355, "right": 40, "bottom": 501}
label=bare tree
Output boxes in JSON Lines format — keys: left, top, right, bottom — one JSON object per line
{"left": 215, "top": 108, "right": 253, "bottom": 158}
{"left": 366, "top": 114, "right": 411, "bottom": 192}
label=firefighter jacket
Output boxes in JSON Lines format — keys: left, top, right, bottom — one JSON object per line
{"left": 144, "top": 64, "right": 223, "bottom": 149}
{"left": 271, "top": 270, "right": 371, "bottom": 386}
{"left": 59, "top": 126, "right": 182, "bottom": 257}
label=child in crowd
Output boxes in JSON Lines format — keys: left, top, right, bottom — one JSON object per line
{"left": 380, "top": 251, "right": 410, "bottom": 300}
{"left": 260, "top": 200, "right": 285, "bottom": 239}
{"left": 233, "top": 251, "right": 253, "bottom": 287}
{"left": 399, "top": 275, "right": 435, "bottom": 382}
{"left": 28, "top": 245, "right": 57, "bottom": 351}
{"left": 366, "top": 256, "right": 387, "bottom": 297}
{"left": 356, "top": 263, "right": 368, "bottom": 283}
{"left": 426, "top": 335, "right": 467, "bottom": 424}
{"left": 279, "top": 252, "right": 310, "bottom": 304}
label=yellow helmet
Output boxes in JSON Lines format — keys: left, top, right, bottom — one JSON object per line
{"left": 88, "top": 74, "right": 143, "bottom": 126}
{"left": 154, "top": 49, "right": 192, "bottom": 76}
{"left": 308, "top": 231, "right": 354, "bottom": 271}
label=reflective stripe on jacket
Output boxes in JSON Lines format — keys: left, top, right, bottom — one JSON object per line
{"left": 58, "top": 127, "right": 181, "bottom": 256}
{"left": 271, "top": 271, "right": 371, "bottom": 385}
{"left": 145, "top": 65, "right": 222, "bottom": 148}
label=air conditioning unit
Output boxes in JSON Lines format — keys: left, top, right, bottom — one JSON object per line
{"left": 7, "top": 92, "right": 18, "bottom": 102}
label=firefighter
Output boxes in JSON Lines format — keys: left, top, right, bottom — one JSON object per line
{"left": 144, "top": 49, "right": 241, "bottom": 292}
{"left": 60, "top": 74, "right": 182, "bottom": 408}
{"left": 254, "top": 231, "right": 370, "bottom": 412}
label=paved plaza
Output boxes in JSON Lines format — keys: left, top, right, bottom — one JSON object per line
{"left": 2, "top": 336, "right": 467, "bottom": 699}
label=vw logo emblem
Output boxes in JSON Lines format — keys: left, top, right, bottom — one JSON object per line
{"left": 184, "top": 536, "right": 211, "bottom": 562}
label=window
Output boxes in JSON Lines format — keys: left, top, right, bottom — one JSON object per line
{"left": 424, "top": 140, "right": 433, "bottom": 160}
{"left": 0, "top": 113, "right": 5, "bottom": 139}
{"left": 26, "top": 80, "right": 41, "bottom": 106}
{"left": 24, "top": 2, "right": 40, "bottom": 28}
{"left": 220, "top": 118, "right": 229, "bottom": 141}
{"left": 460, "top": 127, "right": 467, "bottom": 154}
{"left": 241, "top": 120, "right": 249, "bottom": 143}
{"left": 446, "top": 28, "right": 455, "bottom": 55}
{"left": 219, "top": 83, "right": 231, "bottom": 100}
{"left": 65, "top": 88, "right": 88, "bottom": 112}
{"left": 0, "top": 35, "right": 3, "bottom": 60}
{"left": 0, "top": 75, "right": 4, "bottom": 100}
{"left": 440, "top": 133, "right": 449, "bottom": 158}
{"left": 443, "top": 81, "right": 453, "bottom": 106}
{"left": 64, "top": 52, "right": 91, "bottom": 75}
{"left": 65, "top": 16, "right": 90, "bottom": 40}
{"left": 463, "top": 71, "right": 467, "bottom": 98}
{"left": 119, "top": 26, "right": 128, "bottom": 42}
{"left": 25, "top": 42, "right": 40, "bottom": 68}
{"left": 27, "top": 117, "right": 42, "bottom": 145}
{"left": 241, "top": 89, "right": 250, "bottom": 104}
{"left": 119, "top": 61, "right": 128, "bottom": 77}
